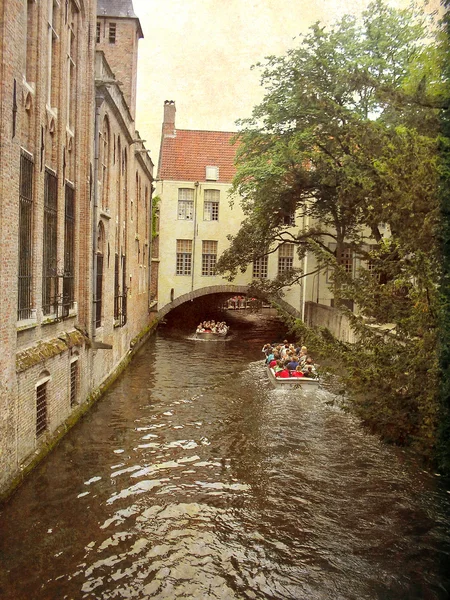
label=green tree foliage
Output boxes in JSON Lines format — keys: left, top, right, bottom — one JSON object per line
{"left": 216, "top": 1, "right": 449, "bottom": 467}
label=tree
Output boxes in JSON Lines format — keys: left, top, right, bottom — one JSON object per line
{"left": 216, "top": 1, "right": 449, "bottom": 464}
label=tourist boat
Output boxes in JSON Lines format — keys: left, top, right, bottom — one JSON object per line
{"left": 195, "top": 329, "right": 228, "bottom": 340}
{"left": 266, "top": 366, "right": 320, "bottom": 387}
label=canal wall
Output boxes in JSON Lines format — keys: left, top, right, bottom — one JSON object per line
{"left": 303, "top": 302, "right": 357, "bottom": 344}
{"left": 0, "top": 319, "right": 159, "bottom": 503}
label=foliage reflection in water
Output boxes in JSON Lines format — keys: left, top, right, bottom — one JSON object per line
{"left": 0, "top": 310, "right": 449, "bottom": 600}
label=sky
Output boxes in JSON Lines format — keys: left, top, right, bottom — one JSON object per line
{"left": 132, "top": 0, "right": 443, "bottom": 171}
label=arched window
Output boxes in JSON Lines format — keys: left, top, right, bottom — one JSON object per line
{"left": 101, "top": 116, "right": 110, "bottom": 209}
{"left": 95, "top": 221, "right": 105, "bottom": 327}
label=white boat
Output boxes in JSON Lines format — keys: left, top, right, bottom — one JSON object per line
{"left": 195, "top": 330, "right": 228, "bottom": 340}
{"left": 266, "top": 366, "right": 320, "bottom": 387}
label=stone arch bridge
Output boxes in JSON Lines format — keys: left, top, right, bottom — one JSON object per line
{"left": 155, "top": 284, "right": 302, "bottom": 320}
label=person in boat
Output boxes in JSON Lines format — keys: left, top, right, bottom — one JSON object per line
{"left": 286, "top": 355, "right": 300, "bottom": 372}
{"left": 265, "top": 347, "right": 275, "bottom": 365}
{"left": 274, "top": 360, "right": 290, "bottom": 377}
{"left": 262, "top": 343, "right": 271, "bottom": 356}
{"left": 196, "top": 323, "right": 205, "bottom": 333}
{"left": 302, "top": 357, "right": 317, "bottom": 377}
{"left": 291, "top": 365, "right": 305, "bottom": 378}
{"left": 269, "top": 352, "right": 280, "bottom": 369}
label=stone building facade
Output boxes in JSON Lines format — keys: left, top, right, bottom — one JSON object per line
{"left": 0, "top": 0, "right": 157, "bottom": 499}
{"left": 156, "top": 101, "right": 308, "bottom": 318}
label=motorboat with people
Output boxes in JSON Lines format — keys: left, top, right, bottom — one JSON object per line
{"left": 262, "top": 340, "right": 320, "bottom": 387}
{"left": 266, "top": 365, "right": 320, "bottom": 387}
{"left": 195, "top": 319, "right": 229, "bottom": 340}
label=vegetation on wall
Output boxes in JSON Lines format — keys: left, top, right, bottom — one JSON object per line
{"left": 216, "top": 1, "right": 450, "bottom": 472}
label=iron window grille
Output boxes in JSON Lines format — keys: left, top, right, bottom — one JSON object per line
{"left": 62, "top": 183, "right": 75, "bottom": 318}
{"left": 176, "top": 239, "right": 192, "bottom": 275}
{"left": 278, "top": 243, "right": 294, "bottom": 274}
{"left": 70, "top": 360, "right": 78, "bottom": 407}
{"left": 177, "top": 188, "right": 194, "bottom": 220}
{"left": 42, "top": 169, "right": 58, "bottom": 315}
{"left": 96, "top": 21, "right": 100, "bottom": 43}
{"left": 95, "top": 253, "right": 103, "bottom": 327}
{"left": 18, "top": 151, "right": 34, "bottom": 320}
{"left": 201, "top": 240, "right": 217, "bottom": 276}
{"left": 113, "top": 253, "right": 127, "bottom": 326}
{"left": 253, "top": 256, "right": 268, "bottom": 279}
{"left": 203, "top": 189, "right": 219, "bottom": 221}
{"left": 36, "top": 382, "right": 48, "bottom": 436}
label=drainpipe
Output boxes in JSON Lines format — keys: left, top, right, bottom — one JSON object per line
{"left": 191, "top": 181, "right": 199, "bottom": 292}
{"left": 91, "top": 94, "right": 104, "bottom": 343}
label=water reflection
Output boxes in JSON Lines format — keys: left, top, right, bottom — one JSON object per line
{"left": 0, "top": 310, "right": 449, "bottom": 600}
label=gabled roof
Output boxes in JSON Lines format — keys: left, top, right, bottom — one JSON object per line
{"left": 97, "top": 0, "right": 138, "bottom": 18}
{"left": 158, "top": 129, "right": 239, "bottom": 183}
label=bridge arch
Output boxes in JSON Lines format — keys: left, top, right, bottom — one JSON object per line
{"left": 156, "top": 284, "right": 302, "bottom": 320}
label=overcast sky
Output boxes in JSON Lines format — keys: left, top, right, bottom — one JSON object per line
{"left": 132, "top": 0, "right": 443, "bottom": 170}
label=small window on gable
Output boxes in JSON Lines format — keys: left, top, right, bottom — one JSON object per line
{"left": 205, "top": 166, "right": 218, "bottom": 181}
{"left": 109, "top": 22, "right": 116, "bottom": 44}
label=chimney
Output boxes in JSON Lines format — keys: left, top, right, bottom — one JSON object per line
{"left": 163, "top": 100, "right": 176, "bottom": 136}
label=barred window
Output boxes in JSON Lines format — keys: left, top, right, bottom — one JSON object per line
{"left": 202, "top": 240, "right": 217, "bottom": 276}
{"left": 178, "top": 188, "right": 194, "bottom": 220}
{"left": 96, "top": 21, "right": 101, "bottom": 43}
{"left": 278, "top": 243, "right": 294, "bottom": 274}
{"left": 42, "top": 169, "right": 58, "bottom": 315}
{"left": 36, "top": 382, "right": 48, "bottom": 437}
{"left": 253, "top": 256, "right": 268, "bottom": 279}
{"left": 109, "top": 22, "right": 116, "bottom": 43}
{"left": 176, "top": 239, "right": 192, "bottom": 275}
{"left": 18, "top": 152, "right": 34, "bottom": 320}
{"left": 70, "top": 360, "right": 78, "bottom": 407}
{"left": 204, "top": 189, "right": 219, "bottom": 221}
{"left": 63, "top": 184, "right": 75, "bottom": 317}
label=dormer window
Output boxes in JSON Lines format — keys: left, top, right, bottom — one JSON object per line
{"left": 205, "top": 165, "right": 218, "bottom": 181}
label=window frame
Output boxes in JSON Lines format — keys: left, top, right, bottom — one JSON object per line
{"left": 176, "top": 239, "right": 192, "bottom": 275}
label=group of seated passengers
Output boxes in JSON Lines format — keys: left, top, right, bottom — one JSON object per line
{"left": 262, "top": 340, "right": 318, "bottom": 378}
{"left": 196, "top": 320, "right": 229, "bottom": 334}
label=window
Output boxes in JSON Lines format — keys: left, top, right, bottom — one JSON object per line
{"left": 96, "top": 21, "right": 101, "bottom": 43}
{"left": 43, "top": 169, "right": 58, "bottom": 315}
{"left": 282, "top": 212, "right": 295, "bottom": 226}
{"left": 47, "top": 0, "right": 60, "bottom": 107}
{"left": 205, "top": 166, "right": 218, "bottom": 181}
{"left": 176, "top": 239, "right": 192, "bottom": 275}
{"left": 178, "top": 188, "right": 194, "bottom": 220}
{"left": 70, "top": 359, "right": 78, "bottom": 406}
{"left": 36, "top": 382, "right": 48, "bottom": 436}
{"left": 95, "top": 222, "right": 105, "bottom": 327}
{"left": 18, "top": 151, "right": 34, "bottom": 320}
{"left": 62, "top": 184, "right": 75, "bottom": 317}
{"left": 204, "top": 189, "right": 219, "bottom": 221}
{"left": 278, "top": 243, "right": 294, "bottom": 274}
{"left": 253, "top": 256, "right": 268, "bottom": 279}
{"left": 109, "top": 22, "right": 116, "bottom": 43}
{"left": 340, "top": 247, "right": 354, "bottom": 275}
{"left": 67, "top": 2, "right": 78, "bottom": 131}
{"left": 25, "top": 0, "right": 37, "bottom": 83}
{"left": 202, "top": 240, "right": 217, "bottom": 276}
{"left": 101, "top": 116, "right": 110, "bottom": 209}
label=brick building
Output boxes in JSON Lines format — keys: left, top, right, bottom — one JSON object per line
{"left": 0, "top": 0, "right": 157, "bottom": 499}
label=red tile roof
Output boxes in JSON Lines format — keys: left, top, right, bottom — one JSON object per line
{"left": 158, "top": 129, "right": 239, "bottom": 183}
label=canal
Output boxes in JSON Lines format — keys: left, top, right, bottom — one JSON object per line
{"left": 1, "top": 309, "right": 449, "bottom": 600}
